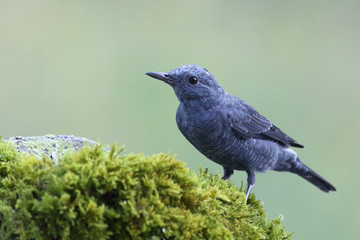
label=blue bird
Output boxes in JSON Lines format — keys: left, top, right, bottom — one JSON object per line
{"left": 146, "top": 64, "right": 336, "bottom": 199}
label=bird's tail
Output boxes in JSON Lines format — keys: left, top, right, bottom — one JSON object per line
{"left": 290, "top": 159, "right": 336, "bottom": 193}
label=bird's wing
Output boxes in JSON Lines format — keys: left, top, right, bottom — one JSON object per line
{"left": 224, "top": 97, "right": 304, "bottom": 148}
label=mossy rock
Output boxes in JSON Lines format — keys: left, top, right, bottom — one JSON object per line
{"left": 2, "top": 135, "right": 98, "bottom": 164}
{"left": 0, "top": 137, "right": 291, "bottom": 240}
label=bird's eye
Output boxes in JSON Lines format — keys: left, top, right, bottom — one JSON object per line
{"left": 188, "top": 76, "right": 198, "bottom": 85}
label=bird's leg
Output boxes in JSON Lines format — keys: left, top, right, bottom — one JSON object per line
{"left": 245, "top": 170, "right": 255, "bottom": 200}
{"left": 221, "top": 167, "right": 234, "bottom": 180}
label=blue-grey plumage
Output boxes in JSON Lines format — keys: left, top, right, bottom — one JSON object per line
{"left": 146, "top": 64, "right": 336, "bottom": 199}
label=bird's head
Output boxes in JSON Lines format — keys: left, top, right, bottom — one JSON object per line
{"left": 146, "top": 64, "right": 224, "bottom": 102}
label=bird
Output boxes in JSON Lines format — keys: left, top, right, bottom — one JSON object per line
{"left": 146, "top": 64, "right": 336, "bottom": 199}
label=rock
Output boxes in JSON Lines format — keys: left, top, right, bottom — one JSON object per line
{"left": 2, "top": 135, "right": 98, "bottom": 164}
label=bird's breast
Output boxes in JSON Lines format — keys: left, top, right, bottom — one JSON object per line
{"left": 176, "top": 105, "right": 230, "bottom": 157}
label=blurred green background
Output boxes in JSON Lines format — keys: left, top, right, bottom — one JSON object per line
{"left": 1, "top": 0, "right": 359, "bottom": 239}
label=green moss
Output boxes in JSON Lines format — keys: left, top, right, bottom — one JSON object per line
{"left": 0, "top": 140, "right": 291, "bottom": 240}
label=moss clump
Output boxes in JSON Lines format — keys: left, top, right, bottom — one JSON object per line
{"left": 0, "top": 140, "right": 291, "bottom": 240}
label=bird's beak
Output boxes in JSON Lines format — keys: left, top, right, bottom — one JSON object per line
{"left": 145, "top": 71, "right": 173, "bottom": 85}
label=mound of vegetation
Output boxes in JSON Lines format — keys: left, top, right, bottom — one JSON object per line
{"left": 0, "top": 138, "right": 290, "bottom": 239}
